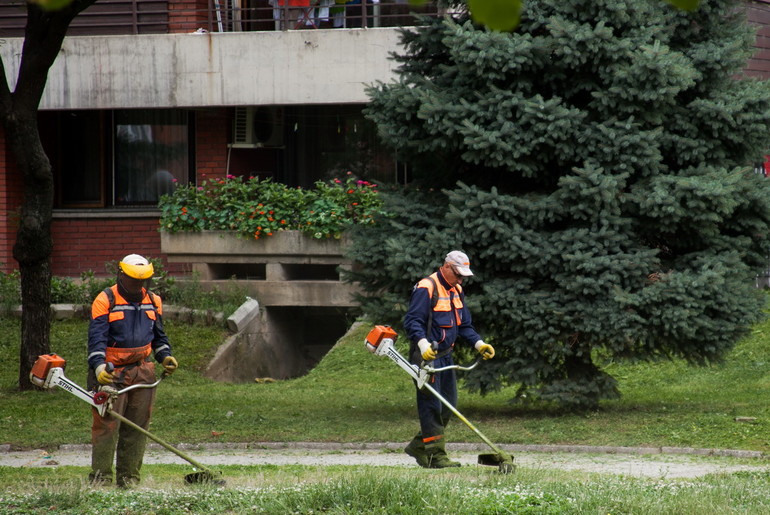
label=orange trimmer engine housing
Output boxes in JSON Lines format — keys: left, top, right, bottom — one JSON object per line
{"left": 365, "top": 325, "right": 398, "bottom": 353}
{"left": 30, "top": 353, "right": 67, "bottom": 387}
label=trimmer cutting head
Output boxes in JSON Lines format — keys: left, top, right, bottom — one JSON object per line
{"left": 365, "top": 325, "right": 516, "bottom": 475}
{"left": 478, "top": 452, "right": 516, "bottom": 474}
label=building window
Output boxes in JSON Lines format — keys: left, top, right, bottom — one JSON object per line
{"left": 44, "top": 109, "right": 194, "bottom": 209}
{"left": 114, "top": 110, "right": 192, "bottom": 205}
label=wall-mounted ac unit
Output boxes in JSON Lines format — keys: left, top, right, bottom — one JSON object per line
{"left": 231, "top": 106, "right": 285, "bottom": 148}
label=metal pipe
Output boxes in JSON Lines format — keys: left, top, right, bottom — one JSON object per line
{"left": 107, "top": 409, "right": 216, "bottom": 477}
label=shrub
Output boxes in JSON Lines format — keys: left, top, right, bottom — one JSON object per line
{"left": 158, "top": 173, "right": 386, "bottom": 240}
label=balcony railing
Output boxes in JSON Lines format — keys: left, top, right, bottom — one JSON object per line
{"left": 0, "top": 0, "right": 445, "bottom": 37}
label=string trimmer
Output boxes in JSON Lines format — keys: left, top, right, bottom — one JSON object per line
{"left": 30, "top": 353, "right": 224, "bottom": 485}
{"left": 365, "top": 325, "right": 515, "bottom": 474}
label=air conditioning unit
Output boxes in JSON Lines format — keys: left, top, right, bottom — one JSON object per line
{"left": 231, "top": 106, "right": 285, "bottom": 148}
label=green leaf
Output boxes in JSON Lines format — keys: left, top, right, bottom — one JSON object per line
{"left": 663, "top": 0, "right": 700, "bottom": 11}
{"left": 31, "top": 0, "right": 75, "bottom": 10}
{"left": 468, "top": 0, "right": 522, "bottom": 32}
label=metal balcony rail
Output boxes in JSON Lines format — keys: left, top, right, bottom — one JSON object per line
{"left": 0, "top": 0, "right": 447, "bottom": 37}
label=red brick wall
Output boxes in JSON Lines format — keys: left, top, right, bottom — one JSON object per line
{"left": 51, "top": 216, "right": 189, "bottom": 277}
{"left": 0, "top": 125, "right": 21, "bottom": 272}
{"left": 169, "top": 0, "right": 210, "bottom": 34}
{"left": 196, "top": 109, "right": 230, "bottom": 182}
{"left": 52, "top": 216, "right": 159, "bottom": 276}
{"left": 747, "top": 0, "right": 770, "bottom": 78}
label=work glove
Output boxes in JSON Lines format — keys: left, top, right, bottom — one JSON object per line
{"left": 418, "top": 338, "right": 437, "bottom": 361}
{"left": 162, "top": 356, "right": 179, "bottom": 375}
{"left": 475, "top": 341, "right": 495, "bottom": 360}
{"left": 95, "top": 363, "right": 114, "bottom": 385}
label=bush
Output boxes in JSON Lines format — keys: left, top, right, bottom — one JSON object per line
{"left": 158, "top": 172, "right": 387, "bottom": 240}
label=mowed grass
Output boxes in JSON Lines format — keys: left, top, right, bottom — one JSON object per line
{"left": 2, "top": 313, "right": 770, "bottom": 451}
{"left": 3, "top": 463, "right": 770, "bottom": 514}
{"left": 3, "top": 314, "right": 770, "bottom": 513}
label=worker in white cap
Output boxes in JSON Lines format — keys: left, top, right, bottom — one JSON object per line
{"left": 86, "top": 254, "right": 178, "bottom": 487}
{"left": 402, "top": 250, "right": 495, "bottom": 468}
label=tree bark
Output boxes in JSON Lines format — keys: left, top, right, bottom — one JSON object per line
{"left": 0, "top": 1, "right": 97, "bottom": 390}
{"left": 8, "top": 110, "right": 54, "bottom": 390}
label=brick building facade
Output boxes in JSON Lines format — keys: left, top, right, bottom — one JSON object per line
{"left": 1, "top": 0, "right": 770, "bottom": 278}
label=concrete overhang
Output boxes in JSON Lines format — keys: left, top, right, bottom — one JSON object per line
{"left": 0, "top": 27, "right": 405, "bottom": 110}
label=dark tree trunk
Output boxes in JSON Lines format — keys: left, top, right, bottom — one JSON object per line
{"left": 0, "top": 0, "right": 97, "bottom": 390}
{"left": 9, "top": 111, "right": 54, "bottom": 390}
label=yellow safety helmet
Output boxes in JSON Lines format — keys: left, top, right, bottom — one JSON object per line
{"left": 119, "top": 254, "right": 154, "bottom": 280}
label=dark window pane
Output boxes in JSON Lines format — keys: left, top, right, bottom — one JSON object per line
{"left": 44, "top": 111, "right": 105, "bottom": 208}
{"left": 114, "top": 110, "right": 189, "bottom": 205}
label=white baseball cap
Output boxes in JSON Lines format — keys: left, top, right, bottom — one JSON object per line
{"left": 445, "top": 250, "right": 473, "bottom": 276}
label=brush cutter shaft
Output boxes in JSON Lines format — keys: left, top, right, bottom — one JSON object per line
{"left": 32, "top": 357, "right": 218, "bottom": 480}
{"left": 373, "top": 338, "right": 431, "bottom": 388}
{"left": 419, "top": 381, "right": 506, "bottom": 456}
{"left": 371, "top": 335, "right": 512, "bottom": 469}
{"left": 105, "top": 410, "right": 214, "bottom": 475}
{"left": 41, "top": 367, "right": 103, "bottom": 412}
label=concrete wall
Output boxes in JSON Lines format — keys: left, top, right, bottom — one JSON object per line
{"left": 161, "top": 231, "right": 360, "bottom": 308}
{"left": 0, "top": 28, "right": 403, "bottom": 110}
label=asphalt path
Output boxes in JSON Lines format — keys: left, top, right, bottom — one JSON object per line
{"left": 2, "top": 442, "right": 769, "bottom": 479}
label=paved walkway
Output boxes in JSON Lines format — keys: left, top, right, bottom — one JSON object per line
{"left": 2, "top": 442, "right": 769, "bottom": 478}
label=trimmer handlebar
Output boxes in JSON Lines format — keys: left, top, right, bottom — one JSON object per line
{"left": 421, "top": 358, "right": 481, "bottom": 374}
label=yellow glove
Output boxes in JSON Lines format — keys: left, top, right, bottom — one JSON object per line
{"left": 95, "top": 363, "right": 114, "bottom": 385}
{"left": 162, "top": 356, "right": 178, "bottom": 375}
{"left": 417, "top": 338, "right": 437, "bottom": 361}
{"left": 475, "top": 341, "right": 495, "bottom": 360}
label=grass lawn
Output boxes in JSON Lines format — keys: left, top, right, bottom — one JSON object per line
{"left": 2, "top": 313, "right": 770, "bottom": 451}
{"left": 3, "top": 313, "right": 770, "bottom": 513}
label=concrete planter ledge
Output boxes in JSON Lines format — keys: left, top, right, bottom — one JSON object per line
{"left": 160, "top": 230, "right": 360, "bottom": 308}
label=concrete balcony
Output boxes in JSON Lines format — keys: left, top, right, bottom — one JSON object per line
{"left": 160, "top": 230, "right": 360, "bottom": 307}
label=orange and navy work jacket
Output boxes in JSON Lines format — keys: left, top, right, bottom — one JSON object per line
{"left": 87, "top": 285, "right": 172, "bottom": 370}
{"left": 403, "top": 270, "right": 481, "bottom": 354}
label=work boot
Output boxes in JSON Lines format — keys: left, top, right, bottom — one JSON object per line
{"left": 425, "top": 440, "right": 461, "bottom": 469}
{"left": 404, "top": 435, "right": 429, "bottom": 468}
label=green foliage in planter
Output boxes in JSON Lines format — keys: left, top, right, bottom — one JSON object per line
{"left": 158, "top": 173, "right": 386, "bottom": 240}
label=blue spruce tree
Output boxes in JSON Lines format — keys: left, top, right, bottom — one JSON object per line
{"left": 350, "top": 0, "right": 770, "bottom": 409}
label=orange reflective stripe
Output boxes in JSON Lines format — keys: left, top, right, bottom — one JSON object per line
{"left": 105, "top": 344, "right": 152, "bottom": 366}
{"left": 422, "top": 435, "right": 443, "bottom": 443}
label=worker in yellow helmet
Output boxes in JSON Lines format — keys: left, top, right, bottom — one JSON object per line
{"left": 86, "top": 254, "right": 178, "bottom": 487}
